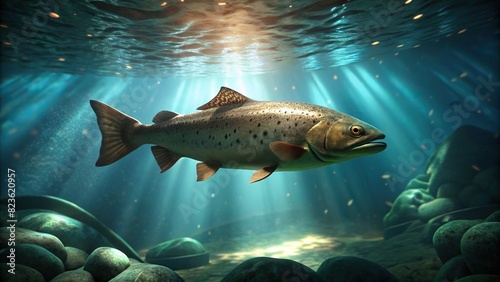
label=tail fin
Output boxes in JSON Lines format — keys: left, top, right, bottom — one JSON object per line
{"left": 90, "top": 100, "right": 141, "bottom": 166}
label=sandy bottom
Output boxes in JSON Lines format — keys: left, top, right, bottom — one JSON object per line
{"left": 174, "top": 221, "right": 441, "bottom": 282}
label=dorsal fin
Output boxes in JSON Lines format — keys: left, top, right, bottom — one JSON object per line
{"left": 153, "top": 110, "right": 179, "bottom": 123}
{"left": 197, "top": 87, "right": 253, "bottom": 110}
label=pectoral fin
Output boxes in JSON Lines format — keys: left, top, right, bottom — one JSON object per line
{"left": 269, "top": 141, "right": 307, "bottom": 161}
{"left": 151, "top": 146, "right": 181, "bottom": 172}
{"left": 249, "top": 165, "right": 278, "bottom": 183}
{"left": 196, "top": 161, "right": 222, "bottom": 181}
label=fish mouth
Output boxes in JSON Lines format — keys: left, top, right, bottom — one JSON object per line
{"left": 350, "top": 141, "right": 387, "bottom": 154}
{"left": 350, "top": 134, "right": 386, "bottom": 154}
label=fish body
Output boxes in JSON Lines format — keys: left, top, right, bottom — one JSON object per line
{"left": 90, "top": 87, "right": 386, "bottom": 182}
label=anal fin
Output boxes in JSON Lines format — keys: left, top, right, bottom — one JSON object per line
{"left": 196, "top": 161, "right": 222, "bottom": 181}
{"left": 151, "top": 146, "right": 181, "bottom": 172}
{"left": 269, "top": 141, "right": 307, "bottom": 161}
{"left": 250, "top": 165, "right": 278, "bottom": 183}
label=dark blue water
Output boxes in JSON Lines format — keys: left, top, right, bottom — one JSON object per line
{"left": 1, "top": 0, "right": 499, "bottom": 262}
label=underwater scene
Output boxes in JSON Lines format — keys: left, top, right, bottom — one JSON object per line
{"left": 1, "top": 0, "right": 500, "bottom": 281}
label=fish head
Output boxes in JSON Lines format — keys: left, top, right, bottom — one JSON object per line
{"left": 305, "top": 116, "right": 386, "bottom": 163}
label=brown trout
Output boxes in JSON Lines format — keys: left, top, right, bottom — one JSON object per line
{"left": 90, "top": 87, "right": 386, "bottom": 183}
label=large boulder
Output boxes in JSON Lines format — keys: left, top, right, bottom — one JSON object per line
{"left": 317, "top": 256, "right": 397, "bottom": 282}
{"left": 146, "top": 237, "right": 209, "bottom": 270}
{"left": 221, "top": 257, "right": 324, "bottom": 282}
{"left": 418, "top": 198, "right": 461, "bottom": 222}
{"left": 461, "top": 222, "right": 500, "bottom": 275}
{"left": 64, "top": 246, "right": 89, "bottom": 270}
{"left": 0, "top": 264, "right": 45, "bottom": 282}
{"left": 51, "top": 269, "right": 95, "bottom": 282}
{"left": 432, "top": 220, "right": 482, "bottom": 263}
{"left": 383, "top": 189, "right": 434, "bottom": 229}
{"left": 18, "top": 212, "right": 108, "bottom": 253}
{"left": 0, "top": 243, "right": 64, "bottom": 280}
{"left": 109, "top": 263, "right": 185, "bottom": 282}
{"left": 426, "top": 125, "right": 500, "bottom": 197}
{"left": 84, "top": 247, "right": 130, "bottom": 282}
{"left": 0, "top": 227, "right": 67, "bottom": 262}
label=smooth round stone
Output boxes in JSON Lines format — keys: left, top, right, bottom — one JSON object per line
{"left": 64, "top": 247, "right": 89, "bottom": 270}
{"left": 84, "top": 247, "right": 130, "bottom": 282}
{"left": 434, "top": 255, "right": 471, "bottom": 282}
{"left": 433, "top": 220, "right": 483, "bottom": 263}
{"left": 0, "top": 227, "right": 67, "bottom": 262}
{"left": 317, "top": 256, "right": 397, "bottom": 282}
{"left": 485, "top": 210, "right": 500, "bottom": 222}
{"left": 221, "top": 257, "right": 323, "bottom": 282}
{"left": 146, "top": 237, "right": 205, "bottom": 259}
{"left": 473, "top": 167, "right": 499, "bottom": 191}
{"left": 109, "top": 263, "right": 184, "bottom": 282}
{"left": 0, "top": 243, "right": 64, "bottom": 281}
{"left": 455, "top": 274, "right": 500, "bottom": 282}
{"left": 418, "top": 198, "right": 460, "bottom": 222}
{"left": 0, "top": 264, "right": 44, "bottom": 282}
{"left": 458, "top": 185, "right": 482, "bottom": 207}
{"left": 437, "top": 183, "right": 462, "bottom": 198}
{"left": 18, "top": 212, "right": 107, "bottom": 253}
{"left": 51, "top": 269, "right": 95, "bottom": 282}
{"left": 468, "top": 192, "right": 494, "bottom": 207}
{"left": 461, "top": 222, "right": 500, "bottom": 275}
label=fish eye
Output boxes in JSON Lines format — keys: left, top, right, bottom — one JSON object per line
{"left": 349, "top": 125, "right": 364, "bottom": 137}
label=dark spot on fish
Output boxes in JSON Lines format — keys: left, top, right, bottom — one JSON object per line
{"left": 263, "top": 131, "right": 268, "bottom": 136}
{"left": 313, "top": 120, "right": 317, "bottom": 123}
{"left": 250, "top": 118, "right": 253, "bottom": 122}
{"left": 253, "top": 134, "right": 257, "bottom": 139}
{"left": 260, "top": 140, "right": 263, "bottom": 144}
{"left": 196, "top": 130, "right": 199, "bottom": 135}
{"left": 236, "top": 139, "right": 240, "bottom": 143}
{"left": 249, "top": 130, "right": 252, "bottom": 134}
{"left": 295, "top": 123, "right": 298, "bottom": 127}
{"left": 225, "top": 134, "right": 228, "bottom": 139}
{"left": 218, "top": 142, "right": 221, "bottom": 146}
{"left": 277, "top": 121, "right": 281, "bottom": 125}
{"left": 234, "top": 129, "right": 237, "bottom": 133}
{"left": 258, "top": 123, "right": 261, "bottom": 127}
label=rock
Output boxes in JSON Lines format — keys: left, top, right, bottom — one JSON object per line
{"left": 421, "top": 205, "right": 500, "bottom": 243}
{"left": 405, "top": 176, "right": 429, "bottom": 190}
{"left": 485, "top": 210, "right": 500, "bottom": 222}
{"left": 459, "top": 185, "right": 482, "bottom": 207}
{"left": 469, "top": 192, "right": 495, "bottom": 207}
{"left": 489, "top": 179, "right": 500, "bottom": 201}
{"left": 433, "top": 219, "right": 483, "bottom": 263}
{"left": 64, "top": 246, "right": 89, "bottom": 270}
{"left": 434, "top": 255, "right": 471, "bottom": 282}
{"left": 109, "top": 263, "right": 185, "bottom": 282}
{"left": 455, "top": 274, "right": 500, "bottom": 282}
{"left": 0, "top": 243, "right": 64, "bottom": 280}
{"left": 317, "top": 256, "right": 397, "bottom": 282}
{"left": 0, "top": 227, "right": 67, "bottom": 262}
{"left": 146, "top": 237, "right": 209, "bottom": 270}
{"left": 473, "top": 167, "right": 500, "bottom": 191}
{"left": 0, "top": 264, "right": 45, "bottom": 282}
{"left": 383, "top": 189, "right": 434, "bottom": 229}
{"left": 426, "top": 125, "right": 500, "bottom": 196}
{"left": 418, "top": 198, "right": 461, "bottom": 222}
{"left": 84, "top": 247, "right": 130, "bottom": 281}
{"left": 461, "top": 222, "right": 500, "bottom": 275}
{"left": 18, "top": 212, "right": 109, "bottom": 253}
{"left": 221, "top": 257, "right": 323, "bottom": 282}
{"left": 51, "top": 269, "right": 95, "bottom": 282}
{"left": 436, "top": 183, "right": 462, "bottom": 198}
